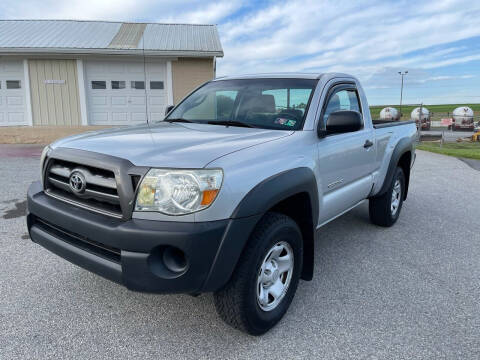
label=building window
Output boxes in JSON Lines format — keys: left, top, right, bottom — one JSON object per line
{"left": 131, "top": 81, "right": 145, "bottom": 90}
{"left": 112, "top": 81, "right": 126, "bottom": 89}
{"left": 150, "top": 81, "right": 164, "bottom": 90}
{"left": 6, "top": 80, "right": 21, "bottom": 89}
{"left": 92, "top": 81, "right": 106, "bottom": 89}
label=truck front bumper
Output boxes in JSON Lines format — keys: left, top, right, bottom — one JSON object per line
{"left": 27, "top": 181, "right": 260, "bottom": 294}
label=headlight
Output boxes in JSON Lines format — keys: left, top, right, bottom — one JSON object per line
{"left": 135, "top": 169, "right": 223, "bottom": 215}
{"left": 40, "top": 145, "right": 51, "bottom": 185}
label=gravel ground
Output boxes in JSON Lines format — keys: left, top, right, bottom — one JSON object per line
{"left": 0, "top": 149, "right": 479, "bottom": 359}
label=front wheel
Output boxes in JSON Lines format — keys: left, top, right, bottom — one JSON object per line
{"left": 213, "top": 212, "right": 303, "bottom": 335}
{"left": 369, "top": 167, "right": 405, "bottom": 227}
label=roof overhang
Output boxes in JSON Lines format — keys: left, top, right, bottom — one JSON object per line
{"left": 0, "top": 48, "right": 223, "bottom": 57}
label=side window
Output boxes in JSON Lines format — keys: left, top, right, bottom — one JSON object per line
{"left": 323, "top": 88, "right": 362, "bottom": 124}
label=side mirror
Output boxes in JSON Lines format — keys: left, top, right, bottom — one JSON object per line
{"left": 318, "top": 110, "right": 362, "bottom": 137}
{"left": 165, "top": 105, "right": 175, "bottom": 116}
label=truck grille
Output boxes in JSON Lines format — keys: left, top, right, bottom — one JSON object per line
{"left": 45, "top": 158, "right": 123, "bottom": 218}
{"left": 42, "top": 148, "right": 148, "bottom": 220}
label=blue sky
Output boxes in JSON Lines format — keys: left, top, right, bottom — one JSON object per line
{"left": 2, "top": 0, "right": 480, "bottom": 105}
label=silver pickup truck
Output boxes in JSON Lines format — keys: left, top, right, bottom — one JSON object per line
{"left": 27, "top": 73, "right": 417, "bottom": 335}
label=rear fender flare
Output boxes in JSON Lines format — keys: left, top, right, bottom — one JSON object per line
{"left": 376, "top": 138, "right": 412, "bottom": 198}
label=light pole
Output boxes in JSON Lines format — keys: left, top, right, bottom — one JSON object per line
{"left": 398, "top": 71, "right": 408, "bottom": 119}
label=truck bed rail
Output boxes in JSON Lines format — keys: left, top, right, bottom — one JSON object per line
{"left": 372, "top": 120, "right": 415, "bottom": 129}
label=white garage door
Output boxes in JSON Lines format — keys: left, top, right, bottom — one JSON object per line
{"left": 85, "top": 60, "right": 168, "bottom": 125}
{"left": 0, "top": 60, "right": 28, "bottom": 126}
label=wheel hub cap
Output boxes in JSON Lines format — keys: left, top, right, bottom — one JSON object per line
{"left": 256, "top": 241, "right": 294, "bottom": 312}
{"left": 391, "top": 179, "right": 401, "bottom": 216}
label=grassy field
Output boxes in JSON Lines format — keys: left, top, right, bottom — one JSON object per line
{"left": 417, "top": 142, "right": 480, "bottom": 160}
{"left": 369, "top": 104, "right": 480, "bottom": 120}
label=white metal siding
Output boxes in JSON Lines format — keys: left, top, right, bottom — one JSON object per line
{"left": 85, "top": 59, "right": 167, "bottom": 125}
{"left": 0, "top": 59, "right": 27, "bottom": 126}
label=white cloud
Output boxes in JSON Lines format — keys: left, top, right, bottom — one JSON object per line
{"left": 0, "top": 0, "right": 156, "bottom": 21}
{"left": 216, "top": 0, "right": 480, "bottom": 83}
{"left": 2, "top": 0, "right": 480, "bottom": 103}
{"left": 415, "top": 74, "right": 475, "bottom": 83}
{"left": 159, "top": 1, "right": 242, "bottom": 24}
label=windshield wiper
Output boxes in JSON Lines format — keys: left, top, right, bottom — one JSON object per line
{"left": 164, "top": 118, "right": 196, "bottom": 123}
{"left": 208, "top": 120, "right": 257, "bottom": 128}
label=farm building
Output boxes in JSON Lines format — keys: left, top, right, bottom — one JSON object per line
{"left": 0, "top": 20, "right": 223, "bottom": 128}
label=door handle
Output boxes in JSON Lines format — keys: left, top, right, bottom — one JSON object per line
{"left": 364, "top": 140, "right": 374, "bottom": 148}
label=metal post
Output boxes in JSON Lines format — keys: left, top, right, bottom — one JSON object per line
{"left": 419, "top": 103, "right": 423, "bottom": 137}
{"left": 398, "top": 71, "right": 408, "bottom": 119}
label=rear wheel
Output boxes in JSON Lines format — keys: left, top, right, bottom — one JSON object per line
{"left": 213, "top": 212, "right": 303, "bottom": 335}
{"left": 369, "top": 167, "right": 405, "bottom": 227}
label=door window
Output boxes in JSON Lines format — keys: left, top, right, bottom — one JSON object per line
{"left": 91, "top": 81, "right": 106, "bottom": 89}
{"left": 131, "top": 81, "right": 145, "bottom": 90}
{"left": 111, "top": 81, "right": 126, "bottom": 89}
{"left": 323, "top": 88, "right": 362, "bottom": 124}
{"left": 6, "top": 80, "right": 21, "bottom": 89}
{"left": 150, "top": 81, "right": 164, "bottom": 90}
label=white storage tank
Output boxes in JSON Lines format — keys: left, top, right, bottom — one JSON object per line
{"left": 411, "top": 107, "right": 431, "bottom": 130}
{"left": 452, "top": 106, "right": 474, "bottom": 121}
{"left": 411, "top": 107, "right": 430, "bottom": 121}
{"left": 380, "top": 107, "right": 400, "bottom": 121}
{"left": 451, "top": 106, "right": 474, "bottom": 131}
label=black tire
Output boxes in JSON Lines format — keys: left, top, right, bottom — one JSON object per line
{"left": 369, "top": 167, "right": 405, "bottom": 227}
{"left": 213, "top": 212, "right": 303, "bottom": 335}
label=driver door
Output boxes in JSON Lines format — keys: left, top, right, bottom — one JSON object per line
{"left": 317, "top": 83, "right": 375, "bottom": 225}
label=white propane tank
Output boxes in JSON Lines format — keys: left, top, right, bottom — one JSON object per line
{"left": 379, "top": 107, "right": 400, "bottom": 121}
{"left": 411, "top": 107, "right": 430, "bottom": 121}
{"left": 452, "top": 106, "right": 474, "bottom": 123}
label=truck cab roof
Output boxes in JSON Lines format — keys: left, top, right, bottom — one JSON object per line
{"left": 213, "top": 72, "right": 356, "bottom": 81}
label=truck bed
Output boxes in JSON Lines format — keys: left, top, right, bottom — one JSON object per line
{"left": 372, "top": 120, "right": 415, "bottom": 129}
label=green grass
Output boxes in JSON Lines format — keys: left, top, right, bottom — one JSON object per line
{"left": 417, "top": 142, "right": 480, "bottom": 160}
{"left": 369, "top": 103, "right": 480, "bottom": 120}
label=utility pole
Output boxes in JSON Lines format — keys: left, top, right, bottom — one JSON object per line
{"left": 398, "top": 71, "right": 408, "bottom": 119}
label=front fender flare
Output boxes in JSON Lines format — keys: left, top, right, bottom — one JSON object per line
{"left": 202, "top": 167, "right": 319, "bottom": 291}
{"left": 231, "top": 167, "right": 319, "bottom": 220}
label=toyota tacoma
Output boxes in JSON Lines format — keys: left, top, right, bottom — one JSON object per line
{"left": 27, "top": 73, "right": 417, "bottom": 335}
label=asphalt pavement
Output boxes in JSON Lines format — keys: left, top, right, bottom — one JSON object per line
{"left": 0, "top": 148, "right": 479, "bottom": 359}
{"left": 420, "top": 130, "right": 474, "bottom": 142}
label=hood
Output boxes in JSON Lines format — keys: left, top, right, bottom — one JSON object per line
{"left": 52, "top": 122, "right": 293, "bottom": 168}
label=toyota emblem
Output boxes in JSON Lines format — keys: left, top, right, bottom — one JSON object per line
{"left": 69, "top": 171, "right": 86, "bottom": 194}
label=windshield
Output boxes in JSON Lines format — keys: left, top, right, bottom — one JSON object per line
{"left": 165, "top": 78, "right": 318, "bottom": 130}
